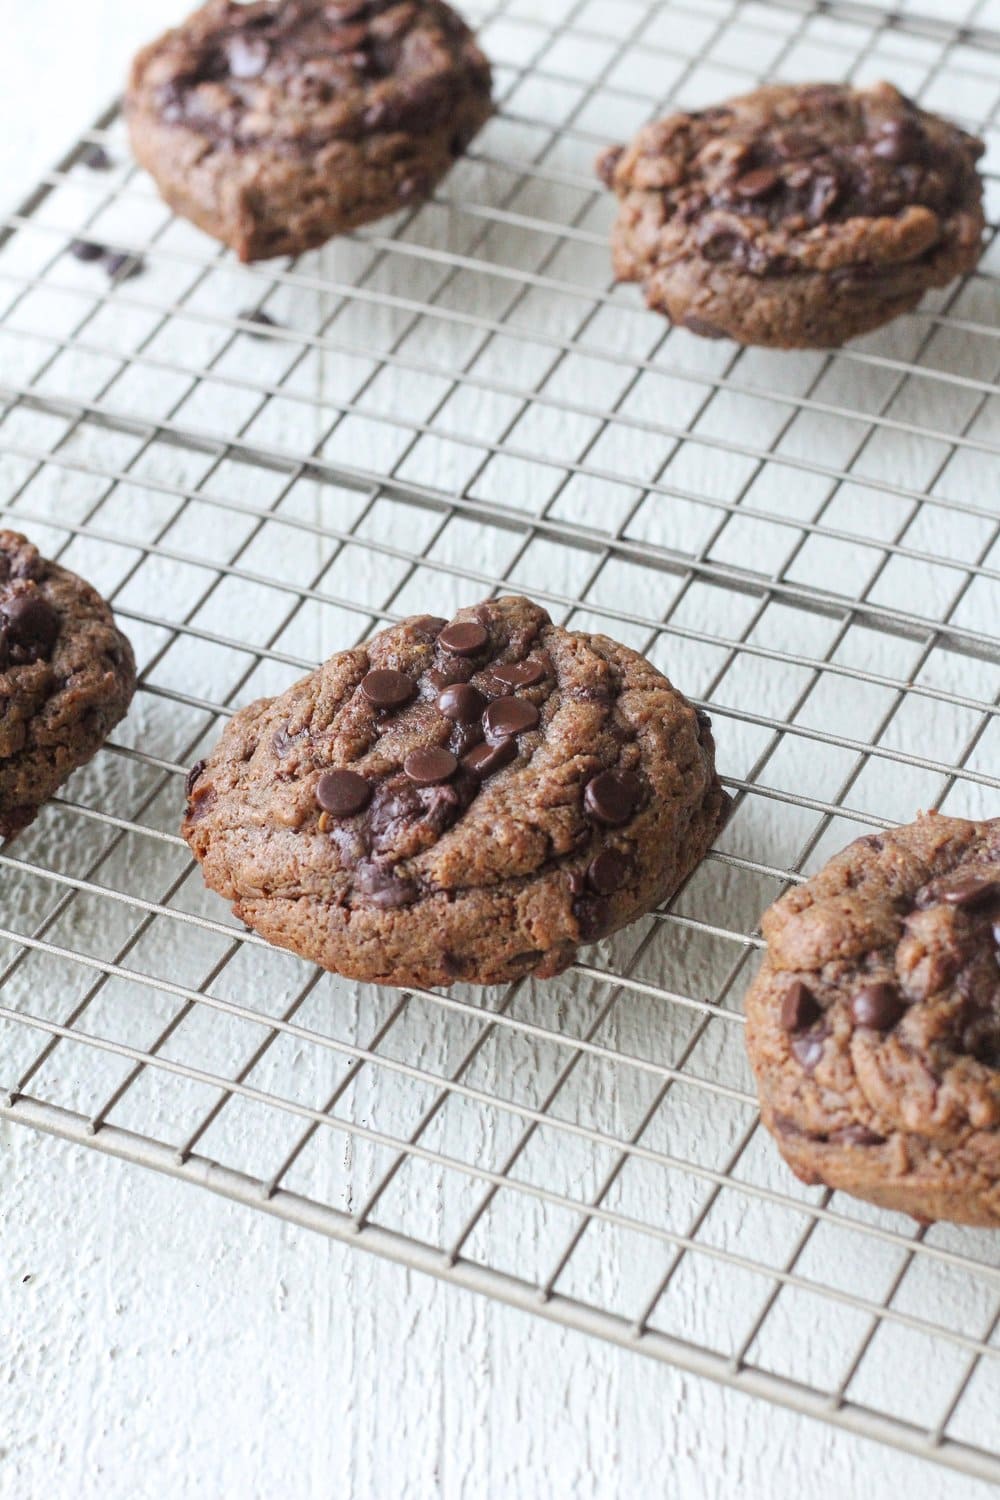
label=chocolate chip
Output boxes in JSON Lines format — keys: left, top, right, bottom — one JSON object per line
{"left": 462, "top": 738, "right": 516, "bottom": 779}
{"left": 492, "top": 660, "right": 545, "bottom": 689}
{"left": 416, "top": 615, "right": 448, "bottom": 640}
{"left": 791, "top": 1032, "right": 825, "bottom": 1071}
{"left": 316, "top": 768, "right": 371, "bottom": 817}
{"left": 583, "top": 770, "right": 639, "bottom": 827}
{"left": 81, "top": 144, "right": 112, "bottom": 171}
{"left": 733, "top": 166, "right": 780, "bottom": 199}
{"left": 437, "top": 682, "right": 485, "bottom": 722}
{"left": 807, "top": 174, "right": 839, "bottom": 222}
{"left": 403, "top": 747, "right": 458, "bottom": 786}
{"left": 780, "top": 980, "right": 819, "bottom": 1033}
{"left": 428, "top": 663, "right": 473, "bottom": 691}
{"left": 438, "top": 620, "right": 489, "bottom": 656}
{"left": 851, "top": 982, "right": 904, "bottom": 1031}
{"left": 587, "top": 848, "right": 631, "bottom": 895}
{"left": 1, "top": 591, "right": 60, "bottom": 652}
{"left": 773, "top": 130, "right": 821, "bottom": 161}
{"left": 484, "top": 696, "right": 539, "bottom": 739}
{"left": 699, "top": 231, "right": 742, "bottom": 262}
{"left": 227, "top": 35, "right": 270, "bottom": 78}
{"left": 361, "top": 668, "right": 414, "bottom": 710}
{"left": 871, "top": 117, "right": 924, "bottom": 165}
{"left": 185, "top": 760, "right": 207, "bottom": 799}
{"left": 357, "top": 865, "right": 418, "bottom": 909}
{"left": 70, "top": 239, "right": 105, "bottom": 262}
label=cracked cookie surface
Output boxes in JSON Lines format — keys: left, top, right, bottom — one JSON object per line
{"left": 182, "top": 596, "right": 729, "bottom": 988}
{"left": 746, "top": 812, "right": 1000, "bottom": 1225}
{"left": 0, "top": 531, "right": 136, "bottom": 840}
{"left": 127, "top": 0, "right": 493, "bottom": 261}
{"left": 597, "top": 82, "right": 984, "bottom": 348}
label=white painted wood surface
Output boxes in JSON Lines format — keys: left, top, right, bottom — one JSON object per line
{"left": 0, "top": 4, "right": 998, "bottom": 1498}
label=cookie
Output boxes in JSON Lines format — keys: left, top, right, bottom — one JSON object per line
{"left": 0, "top": 532, "right": 136, "bottom": 840}
{"left": 597, "top": 82, "right": 985, "bottom": 348}
{"left": 745, "top": 812, "right": 1000, "bottom": 1226}
{"left": 182, "top": 596, "right": 729, "bottom": 988}
{"left": 126, "top": 0, "right": 493, "bottom": 262}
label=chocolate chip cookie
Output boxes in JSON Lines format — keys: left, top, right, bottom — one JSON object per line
{"left": 745, "top": 812, "right": 1000, "bottom": 1226}
{"left": 597, "top": 82, "right": 985, "bottom": 348}
{"left": 0, "top": 532, "right": 136, "bottom": 840}
{"left": 182, "top": 596, "right": 728, "bottom": 988}
{"left": 126, "top": 0, "right": 493, "bottom": 262}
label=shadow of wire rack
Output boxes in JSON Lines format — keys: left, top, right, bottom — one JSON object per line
{"left": 1, "top": 0, "right": 999, "bottom": 1481}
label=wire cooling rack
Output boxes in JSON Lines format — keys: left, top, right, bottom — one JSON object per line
{"left": 1, "top": 0, "right": 1000, "bottom": 1481}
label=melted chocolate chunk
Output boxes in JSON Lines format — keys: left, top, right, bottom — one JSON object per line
{"left": 368, "top": 779, "right": 424, "bottom": 849}
{"left": 733, "top": 166, "right": 779, "bottom": 199}
{"left": 682, "top": 314, "right": 726, "bottom": 339}
{"left": 832, "top": 1124, "right": 886, "bottom": 1147}
{"left": 483, "top": 696, "right": 539, "bottom": 739}
{"left": 462, "top": 738, "right": 516, "bottom": 780}
{"left": 780, "top": 979, "right": 820, "bottom": 1033}
{"left": 0, "top": 588, "right": 60, "bottom": 662}
{"left": 357, "top": 864, "right": 418, "bottom": 908}
{"left": 791, "top": 1031, "right": 825, "bottom": 1072}
{"left": 871, "top": 116, "right": 925, "bottom": 164}
{"left": 573, "top": 892, "right": 611, "bottom": 941}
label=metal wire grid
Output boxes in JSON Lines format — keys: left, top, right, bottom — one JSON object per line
{"left": 1, "top": 0, "right": 999, "bottom": 1479}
